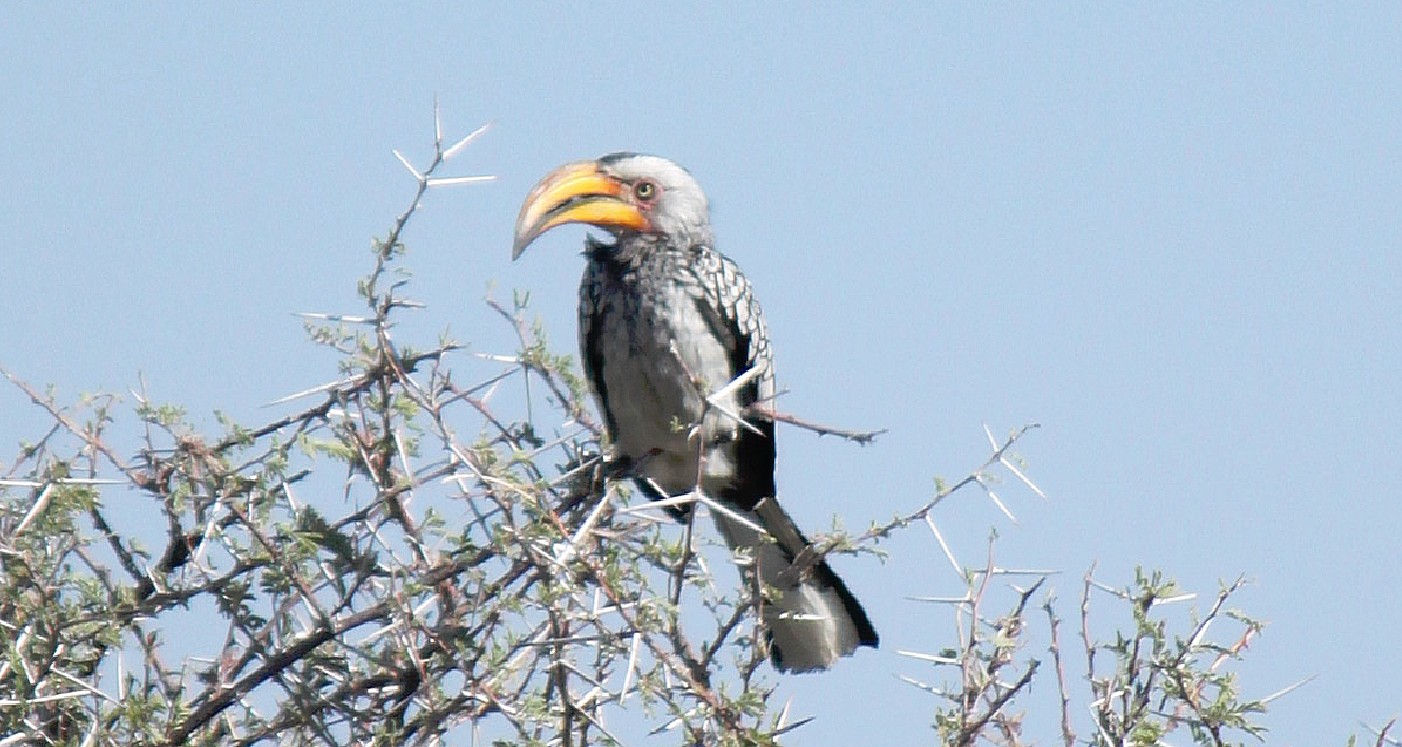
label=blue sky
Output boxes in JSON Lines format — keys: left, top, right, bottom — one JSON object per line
{"left": 3, "top": 5, "right": 1399, "bottom": 744}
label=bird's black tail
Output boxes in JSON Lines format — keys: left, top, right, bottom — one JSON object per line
{"left": 713, "top": 498, "right": 878, "bottom": 673}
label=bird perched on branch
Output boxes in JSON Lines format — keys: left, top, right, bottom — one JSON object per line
{"left": 512, "top": 153, "right": 877, "bottom": 672}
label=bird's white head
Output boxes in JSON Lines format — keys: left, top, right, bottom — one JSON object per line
{"left": 512, "top": 153, "right": 713, "bottom": 260}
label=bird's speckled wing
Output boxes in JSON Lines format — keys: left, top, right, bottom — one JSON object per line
{"left": 578, "top": 257, "right": 615, "bottom": 438}
{"left": 687, "top": 245, "right": 776, "bottom": 510}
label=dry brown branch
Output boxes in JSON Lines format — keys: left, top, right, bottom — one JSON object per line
{"left": 1, "top": 109, "right": 1329, "bottom": 747}
{"left": 747, "top": 402, "right": 886, "bottom": 445}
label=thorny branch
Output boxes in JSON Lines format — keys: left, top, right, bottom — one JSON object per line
{"left": 0, "top": 108, "right": 1312, "bottom": 747}
{"left": 0, "top": 113, "right": 796, "bottom": 747}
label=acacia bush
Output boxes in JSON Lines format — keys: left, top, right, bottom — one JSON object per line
{"left": 0, "top": 120, "right": 1355, "bottom": 747}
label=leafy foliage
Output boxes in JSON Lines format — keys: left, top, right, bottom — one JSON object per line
{"left": 0, "top": 121, "right": 1370, "bottom": 746}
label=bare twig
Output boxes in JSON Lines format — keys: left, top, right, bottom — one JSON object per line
{"left": 748, "top": 402, "right": 886, "bottom": 445}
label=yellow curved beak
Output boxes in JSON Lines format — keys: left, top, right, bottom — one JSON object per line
{"left": 511, "top": 161, "right": 651, "bottom": 259}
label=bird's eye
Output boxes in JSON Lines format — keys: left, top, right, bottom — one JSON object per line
{"left": 633, "top": 180, "right": 658, "bottom": 201}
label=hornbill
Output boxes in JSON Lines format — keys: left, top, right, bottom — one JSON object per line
{"left": 511, "top": 153, "right": 878, "bottom": 672}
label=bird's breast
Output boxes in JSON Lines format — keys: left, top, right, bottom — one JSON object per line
{"left": 589, "top": 271, "right": 739, "bottom": 468}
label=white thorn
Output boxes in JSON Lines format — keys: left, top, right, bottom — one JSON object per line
{"left": 392, "top": 149, "right": 423, "bottom": 181}
{"left": 426, "top": 175, "right": 497, "bottom": 187}
{"left": 433, "top": 96, "right": 443, "bottom": 146}
{"left": 443, "top": 121, "right": 493, "bottom": 160}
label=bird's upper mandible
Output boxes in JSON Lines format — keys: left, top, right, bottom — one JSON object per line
{"left": 511, "top": 153, "right": 714, "bottom": 259}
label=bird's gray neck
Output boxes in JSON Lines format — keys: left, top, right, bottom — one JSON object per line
{"left": 586, "top": 234, "right": 702, "bottom": 268}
